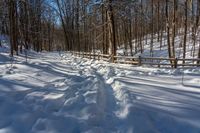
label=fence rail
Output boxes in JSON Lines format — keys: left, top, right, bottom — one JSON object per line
{"left": 71, "top": 51, "right": 200, "bottom": 68}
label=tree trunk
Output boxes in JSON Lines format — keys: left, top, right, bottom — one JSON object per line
{"left": 166, "top": 0, "right": 171, "bottom": 59}
{"left": 107, "top": 0, "right": 116, "bottom": 61}
{"left": 171, "top": 0, "right": 177, "bottom": 58}
{"left": 183, "top": 0, "right": 188, "bottom": 64}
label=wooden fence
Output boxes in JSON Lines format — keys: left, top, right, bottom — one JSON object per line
{"left": 72, "top": 51, "right": 200, "bottom": 68}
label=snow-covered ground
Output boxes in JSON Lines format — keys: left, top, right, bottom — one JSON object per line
{"left": 0, "top": 46, "right": 200, "bottom": 133}
{"left": 117, "top": 31, "right": 200, "bottom": 59}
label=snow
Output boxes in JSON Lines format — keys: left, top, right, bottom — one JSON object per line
{"left": 0, "top": 47, "right": 200, "bottom": 132}
{"left": 117, "top": 31, "right": 200, "bottom": 59}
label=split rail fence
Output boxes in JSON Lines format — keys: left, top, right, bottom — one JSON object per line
{"left": 72, "top": 51, "right": 200, "bottom": 68}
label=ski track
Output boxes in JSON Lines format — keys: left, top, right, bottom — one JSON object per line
{"left": 0, "top": 52, "right": 200, "bottom": 133}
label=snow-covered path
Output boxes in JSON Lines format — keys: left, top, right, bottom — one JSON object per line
{"left": 0, "top": 52, "right": 200, "bottom": 133}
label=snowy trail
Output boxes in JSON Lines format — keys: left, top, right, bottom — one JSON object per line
{"left": 0, "top": 52, "right": 200, "bottom": 133}
{"left": 0, "top": 52, "right": 120, "bottom": 133}
{"left": 63, "top": 54, "right": 200, "bottom": 133}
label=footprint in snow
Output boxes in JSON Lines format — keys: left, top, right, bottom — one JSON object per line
{"left": 34, "top": 72, "right": 41, "bottom": 76}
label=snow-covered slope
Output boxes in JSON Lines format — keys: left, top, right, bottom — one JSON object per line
{"left": 117, "top": 32, "right": 200, "bottom": 59}
{"left": 0, "top": 48, "right": 200, "bottom": 132}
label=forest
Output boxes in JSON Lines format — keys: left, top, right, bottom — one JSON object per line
{"left": 0, "top": 0, "right": 199, "bottom": 62}
{"left": 1, "top": 0, "right": 200, "bottom": 133}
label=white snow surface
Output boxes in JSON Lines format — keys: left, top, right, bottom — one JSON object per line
{"left": 0, "top": 49, "right": 200, "bottom": 133}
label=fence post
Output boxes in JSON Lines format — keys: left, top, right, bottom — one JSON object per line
{"left": 139, "top": 56, "right": 142, "bottom": 66}
{"left": 174, "top": 58, "right": 178, "bottom": 68}
{"left": 112, "top": 54, "right": 114, "bottom": 63}
{"left": 98, "top": 53, "right": 100, "bottom": 60}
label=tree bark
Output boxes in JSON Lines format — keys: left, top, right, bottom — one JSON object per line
{"left": 183, "top": 0, "right": 188, "bottom": 64}
{"left": 107, "top": 0, "right": 116, "bottom": 61}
